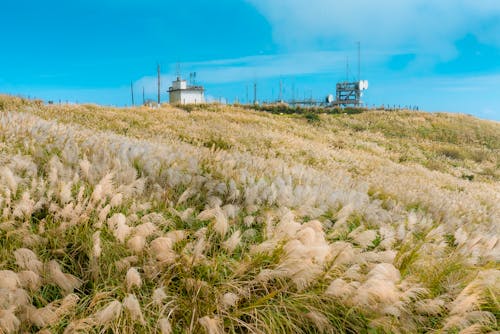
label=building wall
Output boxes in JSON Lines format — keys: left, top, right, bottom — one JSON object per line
{"left": 172, "top": 79, "right": 187, "bottom": 90}
{"left": 169, "top": 90, "right": 205, "bottom": 105}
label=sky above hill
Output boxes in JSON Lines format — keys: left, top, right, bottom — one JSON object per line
{"left": 1, "top": 0, "right": 499, "bottom": 120}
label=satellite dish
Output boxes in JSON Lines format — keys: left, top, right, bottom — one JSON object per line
{"left": 364, "top": 80, "right": 369, "bottom": 90}
{"left": 326, "top": 94, "right": 334, "bottom": 103}
{"left": 358, "top": 81, "right": 364, "bottom": 90}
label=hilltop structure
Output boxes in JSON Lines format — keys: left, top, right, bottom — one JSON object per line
{"left": 168, "top": 77, "right": 205, "bottom": 105}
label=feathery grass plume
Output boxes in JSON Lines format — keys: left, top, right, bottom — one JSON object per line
{"left": 25, "top": 304, "right": 58, "bottom": 327}
{"left": 414, "top": 298, "right": 445, "bottom": 315}
{"left": 13, "top": 248, "right": 43, "bottom": 274}
{"left": 59, "top": 181, "right": 73, "bottom": 204}
{"left": 305, "top": 311, "right": 332, "bottom": 334}
{"left": 170, "top": 207, "right": 195, "bottom": 223}
{"left": 46, "top": 260, "right": 82, "bottom": 295}
{"left": 115, "top": 220, "right": 132, "bottom": 244}
{"left": 92, "top": 231, "right": 102, "bottom": 259}
{"left": 13, "top": 191, "right": 35, "bottom": 219}
{"left": 457, "top": 324, "right": 484, "bottom": 334}
{"left": 192, "top": 228, "right": 208, "bottom": 262}
{"left": 325, "top": 278, "right": 359, "bottom": 300}
{"left": 127, "top": 235, "right": 146, "bottom": 253}
{"left": 344, "top": 265, "right": 362, "bottom": 281}
{"left": 17, "top": 270, "right": 42, "bottom": 291}
{"left": 0, "top": 307, "right": 20, "bottom": 334}
{"left": 198, "top": 316, "right": 223, "bottom": 334}
{"left": 150, "top": 237, "right": 176, "bottom": 264}
{"left": 243, "top": 215, "right": 255, "bottom": 227}
{"left": 125, "top": 267, "right": 142, "bottom": 291}
{"left": 107, "top": 212, "right": 126, "bottom": 230}
{"left": 351, "top": 229, "right": 378, "bottom": 248}
{"left": 442, "top": 269, "right": 499, "bottom": 331}
{"left": 132, "top": 222, "right": 158, "bottom": 238}
{"left": 221, "top": 292, "right": 239, "bottom": 309}
{"left": 97, "top": 204, "right": 111, "bottom": 227}
{"left": 165, "top": 230, "right": 186, "bottom": 243}
{"left": 152, "top": 287, "right": 167, "bottom": 306}
{"left": 115, "top": 256, "right": 139, "bottom": 272}
{"left": 63, "top": 317, "right": 94, "bottom": 334}
{"left": 352, "top": 263, "right": 402, "bottom": 311}
{"left": 122, "top": 294, "right": 145, "bottom": 324}
{"left": 158, "top": 318, "right": 172, "bottom": 334}
{"left": 109, "top": 193, "right": 123, "bottom": 207}
{"left": 0, "top": 167, "right": 18, "bottom": 194}
{"left": 93, "top": 300, "right": 122, "bottom": 326}
{"left": 79, "top": 159, "right": 91, "bottom": 180}
{"left": 197, "top": 207, "right": 216, "bottom": 221}
{"left": 330, "top": 241, "right": 357, "bottom": 266}
{"left": 140, "top": 212, "right": 167, "bottom": 226}
{"left": 213, "top": 206, "right": 229, "bottom": 236}
{"left": 222, "top": 230, "right": 241, "bottom": 254}
{"left": 91, "top": 173, "right": 114, "bottom": 203}
{"left": 177, "top": 187, "right": 197, "bottom": 205}
{"left": 54, "top": 293, "right": 80, "bottom": 318}
{"left": 0, "top": 288, "right": 30, "bottom": 308}
{"left": 0, "top": 270, "right": 20, "bottom": 289}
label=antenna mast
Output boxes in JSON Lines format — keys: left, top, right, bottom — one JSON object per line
{"left": 358, "top": 41, "right": 361, "bottom": 81}
{"left": 279, "top": 79, "right": 283, "bottom": 102}
{"left": 346, "top": 57, "right": 349, "bottom": 82}
{"left": 130, "top": 81, "right": 135, "bottom": 106}
{"left": 157, "top": 63, "right": 161, "bottom": 105}
{"left": 253, "top": 82, "right": 257, "bottom": 105}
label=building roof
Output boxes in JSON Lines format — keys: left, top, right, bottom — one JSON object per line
{"left": 168, "top": 86, "right": 204, "bottom": 93}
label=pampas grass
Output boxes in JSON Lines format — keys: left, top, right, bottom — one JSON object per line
{"left": 0, "top": 96, "right": 498, "bottom": 333}
{"left": 125, "top": 267, "right": 142, "bottom": 291}
{"left": 46, "top": 261, "right": 82, "bottom": 295}
{"left": 93, "top": 300, "right": 122, "bottom": 325}
{"left": 0, "top": 308, "right": 20, "bottom": 334}
{"left": 122, "top": 294, "right": 145, "bottom": 324}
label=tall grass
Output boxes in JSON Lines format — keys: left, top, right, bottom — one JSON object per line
{"left": 0, "top": 95, "right": 498, "bottom": 333}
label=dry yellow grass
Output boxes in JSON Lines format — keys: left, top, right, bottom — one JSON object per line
{"left": 0, "top": 94, "right": 498, "bottom": 333}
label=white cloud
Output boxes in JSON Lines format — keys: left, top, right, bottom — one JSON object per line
{"left": 246, "top": 0, "right": 500, "bottom": 58}
{"left": 134, "top": 50, "right": 389, "bottom": 88}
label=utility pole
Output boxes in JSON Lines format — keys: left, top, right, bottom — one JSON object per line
{"left": 279, "top": 79, "right": 283, "bottom": 102}
{"left": 253, "top": 82, "right": 257, "bottom": 105}
{"left": 157, "top": 63, "right": 161, "bottom": 105}
{"left": 130, "top": 81, "right": 135, "bottom": 106}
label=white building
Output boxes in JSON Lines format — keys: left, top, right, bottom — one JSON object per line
{"left": 168, "top": 77, "right": 205, "bottom": 105}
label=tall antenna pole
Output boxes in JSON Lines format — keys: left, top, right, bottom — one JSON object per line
{"left": 253, "top": 82, "right": 257, "bottom": 105}
{"left": 142, "top": 87, "right": 145, "bottom": 105}
{"left": 358, "top": 41, "right": 361, "bottom": 81}
{"left": 346, "top": 57, "right": 349, "bottom": 82}
{"left": 157, "top": 63, "right": 161, "bottom": 105}
{"left": 279, "top": 79, "right": 283, "bottom": 102}
{"left": 130, "top": 81, "right": 135, "bottom": 106}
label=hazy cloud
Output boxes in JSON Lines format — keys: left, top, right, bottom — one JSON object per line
{"left": 247, "top": 0, "right": 500, "bottom": 59}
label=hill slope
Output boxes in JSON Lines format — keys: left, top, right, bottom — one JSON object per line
{"left": 0, "top": 95, "right": 499, "bottom": 333}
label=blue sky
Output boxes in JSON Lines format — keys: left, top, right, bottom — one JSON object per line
{"left": 1, "top": 0, "right": 499, "bottom": 120}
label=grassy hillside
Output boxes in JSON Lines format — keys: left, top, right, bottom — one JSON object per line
{"left": 0, "top": 94, "right": 498, "bottom": 333}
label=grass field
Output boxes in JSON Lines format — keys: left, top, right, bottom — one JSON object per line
{"left": 0, "top": 95, "right": 498, "bottom": 333}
